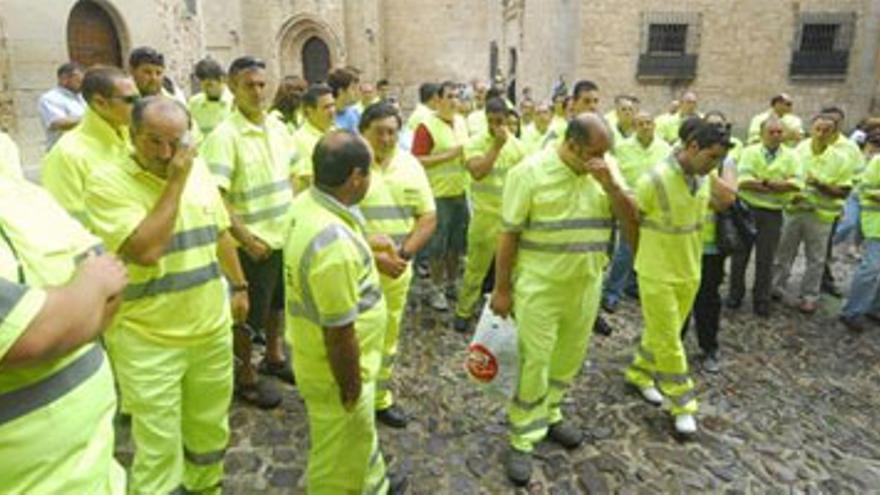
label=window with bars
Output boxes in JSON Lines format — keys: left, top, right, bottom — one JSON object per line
{"left": 638, "top": 13, "right": 700, "bottom": 80}
{"left": 790, "top": 13, "right": 855, "bottom": 78}
{"left": 647, "top": 24, "right": 688, "bottom": 54}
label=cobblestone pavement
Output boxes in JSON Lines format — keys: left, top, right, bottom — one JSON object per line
{"left": 116, "top": 254, "right": 880, "bottom": 494}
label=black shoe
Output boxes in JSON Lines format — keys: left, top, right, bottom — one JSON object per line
{"left": 388, "top": 470, "right": 409, "bottom": 495}
{"left": 259, "top": 358, "right": 296, "bottom": 385}
{"left": 376, "top": 404, "right": 409, "bottom": 428}
{"left": 452, "top": 315, "right": 469, "bottom": 334}
{"left": 724, "top": 297, "right": 742, "bottom": 310}
{"left": 839, "top": 315, "right": 870, "bottom": 333}
{"left": 753, "top": 301, "right": 771, "bottom": 318}
{"left": 235, "top": 379, "right": 282, "bottom": 409}
{"left": 547, "top": 421, "right": 584, "bottom": 449}
{"left": 601, "top": 298, "right": 618, "bottom": 314}
{"left": 822, "top": 282, "right": 843, "bottom": 298}
{"left": 866, "top": 313, "right": 880, "bottom": 325}
{"left": 503, "top": 447, "right": 532, "bottom": 487}
{"left": 593, "top": 316, "right": 613, "bottom": 336}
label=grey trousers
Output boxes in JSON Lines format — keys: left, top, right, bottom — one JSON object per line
{"left": 772, "top": 211, "right": 833, "bottom": 303}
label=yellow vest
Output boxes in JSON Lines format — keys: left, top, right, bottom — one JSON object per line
{"left": 188, "top": 89, "right": 234, "bottom": 136}
{"left": 464, "top": 132, "right": 526, "bottom": 217}
{"left": 858, "top": 155, "right": 880, "bottom": 239}
{"left": 422, "top": 114, "right": 469, "bottom": 198}
{"left": 737, "top": 143, "right": 800, "bottom": 210}
{"left": 635, "top": 156, "right": 710, "bottom": 283}
{"left": 788, "top": 140, "right": 853, "bottom": 223}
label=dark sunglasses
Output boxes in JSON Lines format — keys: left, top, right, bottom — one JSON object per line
{"left": 111, "top": 94, "right": 141, "bottom": 105}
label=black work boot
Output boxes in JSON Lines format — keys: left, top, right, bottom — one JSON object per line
{"left": 547, "top": 420, "right": 584, "bottom": 449}
{"left": 503, "top": 447, "right": 532, "bottom": 487}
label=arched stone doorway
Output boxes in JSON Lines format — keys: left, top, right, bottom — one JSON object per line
{"left": 302, "top": 37, "right": 330, "bottom": 83}
{"left": 277, "top": 15, "right": 343, "bottom": 84}
{"left": 67, "top": 0, "right": 126, "bottom": 67}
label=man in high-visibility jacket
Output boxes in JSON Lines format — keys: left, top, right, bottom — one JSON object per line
{"left": 86, "top": 97, "right": 249, "bottom": 494}
{"left": 0, "top": 130, "right": 24, "bottom": 180}
{"left": 188, "top": 57, "right": 234, "bottom": 137}
{"left": 202, "top": 56, "right": 298, "bottom": 409}
{"left": 359, "top": 102, "right": 437, "bottom": 428}
{"left": 727, "top": 117, "right": 801, "bottom": 316}
{"left": 491, "top": 113, "right": 638, "bottom": 486}
{"left": 624, "top": 118, "right": 733, "bottom": 437}
{"left": 655, "top": 91, "right": 699, "bottom": 144}
{"left": 42, "top": 66, "right": 137, "bottom": 224}
{"left": 285, "top": 131, "right": 406, "bottom": 494}
{"left": 773, "top": 114, "right": 852, "bottom": 314}
{"left": 747, "top": 93, "right": 804, "bottom": 145}
{"left": 291, "top": 84, "right": 336, "bottom": 193}
{"left": 602, "top": 111, "right": 671, "bottom": 312}
{"left": 0, "top": 178, "right": 128, "bottom": 495}
{"left": 521, "top": 101, "right": 552, "bottom": 155}
{"left": 453, "top": 97, "right": 525, "bottom": 333}
{"left": 839, "top": 132, "right": 880, "bottom": 331}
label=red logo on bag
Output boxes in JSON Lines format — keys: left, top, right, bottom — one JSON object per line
{"left": 466, "top": 343, "right": 498, "bottom": 382}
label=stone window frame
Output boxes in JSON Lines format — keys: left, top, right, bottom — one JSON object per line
{"left": 789, "top": 11, "right": 856, "bottom": 80}
{"left": 637, "top": 12, "right": 702, "bottom": 81}
{"left": 184, "top": 0, "right": 198, "bottom": 17}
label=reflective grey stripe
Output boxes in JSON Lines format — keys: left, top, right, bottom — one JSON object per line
{"left": 123, "top": 262, "right": 221, "bottom": 301}
{"left": 655, "top": 372, "right": 690, "bottom": 385}
{"left": 638, "top": 345, "right": 655, "bottom": 363}
{"left": 519, "top": 239, "right": 609, "bottom": 253}
{"left": 648, "top": 167, "right": 671, "bottom": 216}
{"left": 228, "top": 179, "right": 291, "bottom": 202}
{"left": 510, "top": 418, "right": 549, "bottom": 436}
{"left": 184, "top": 447, "right": 226, "bottom": 466}
{"left": 0, "top": 278, "right": 28, "bottom": 321}
{"left": 512, "top": 394, "right": 546, "bottom": 411}
{"left": 73, "top": 243, "right": 107, "bottom": 265}
{"left": 641, "top": 219, "right": 703, "bottom": 235}
{"left": 527, "top": 218, "right": 613, "bottom": 231}
{"left": 0, "top": 344, "right": 103, "bottom": 425}
{"left": 164, "top": 226, "right": 218, "bottom": 255}
{"left": 358, "top": 284, "right": 383, "bottom": 314}
{"left": 210, "top": 163, "right": 233, "bottom": 179}
{"left": 238, "top": 203, "right": 290, "bottom": 224}
{"left": 320, "top": 308, "right": 358, "bottom": 327}
{"left": 672, "top": 388, "right": 698, "bottom": 407}
{"left": 428, "top": 162, "right": 462, "bottom": 176}
{"left": 382, "top": 353, "right": 397, "bottom": 367}
{"left": 502, "top": 220, "right": 524, "bottom": 232}
{"left": 360, "top": 205, "right": 414, "bottom": 220}
{"left": 471, "top": 182, "right": 503, "bottom": 195}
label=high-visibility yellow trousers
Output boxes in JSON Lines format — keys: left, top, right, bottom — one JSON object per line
{"left": 625, "top": 275, "right": 699, "bottom": 416}
{"left": 375, "top": 265, "right": 413, "bottom": 411}
{"left": 107, "top": 327, "right": 233, "bottom": 495}
{"left": 301, "top": 381, "right": 389, "bottom": 494}
{"left": 508, "top": 272, "right": 602, "bottom": 453}
{"left": 0, "top": 346, "right": 126, "bottom": 494}
{"left": 456, "top": 211, "right": 500, "bottom": 319}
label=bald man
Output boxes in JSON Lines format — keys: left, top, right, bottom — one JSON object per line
{"left": 85, "top": 97, "right": 249, "bottom": 493}
{"left": 491, "top": 113, "right": 638, "bottom": 486}
{"left": 655, "top": 91, "right": 699, "bottom": 144}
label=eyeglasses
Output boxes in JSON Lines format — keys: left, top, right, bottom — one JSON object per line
{"left": 111, "top": 94, "right": 141, "bottom": 105}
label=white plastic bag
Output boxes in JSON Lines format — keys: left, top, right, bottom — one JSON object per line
{"left": 465, "top": 302, "right": 519, "bottom": 400}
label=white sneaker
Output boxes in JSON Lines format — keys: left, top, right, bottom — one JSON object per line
{"left": 428, "top": 287, "right": 449, "bottom": 311}
{"left": 640, "top": 386, "right": 664, "bottom": 406}
{"left": 674, "top": 414, "right": 698, "bottom": 435}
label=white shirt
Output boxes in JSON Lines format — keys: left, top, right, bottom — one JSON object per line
{"left": 37, "top": 86, "right": 86, "bottom": 149}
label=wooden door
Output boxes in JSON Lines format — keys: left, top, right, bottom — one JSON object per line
{"left": 67, "top": 0, "right": 123, "bottom": 67}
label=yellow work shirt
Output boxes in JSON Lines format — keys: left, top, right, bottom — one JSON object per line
{"left": 466, "top": 110, "right": 487, "bottom": 137}
{"left": 41, "top": 107, "right": 130, "bottom": 224}
{"left": 291, "top": 119, "right": 328, "bottom": 191}
{"left": 406, "top": 104, "right": 434, "bottom": 132}
{"left": 202, "top": 108, "right": 296, "bottom": 249}
{"left": 85, "top": 156, "right": 231, "bottom": 345}
{"left": 502, "top": 147, "right": 621, "bottom": 283}
{"left": 520, "top": 123, "right": 548, "bottom": 155}
{"left": 0, "top": 177, "right": 121, "bottom": 494}
{"left": 788, "top": 140, "right": 853, "bottom": 223}
{"left": 858, "top": 155, "right": 880, "bottom": 239}
{"left": 0, "top": 131, "right": 23, "bottom": 180}
{"left": 464, "top": 131, "right": 526, "bottom": 218}
{"left": 360, "top": 148, "right": 435, "bottom": 246}
{"left": 188, "top": 89, "right": 234, "bottom": 136}
{"left": 421, "top": 113, "right": 469, "bottom": 198}
{"left": 635, "top": 156, "right": 711, "bottom": 283}
{"left": 285, "top": 188, "right": 387, "bottom": 391}
{"left": 613, "top": 135, "right": 672, "bottom": 189}
{"left": 737, "top": 143, "right": 800, "bottom": 210}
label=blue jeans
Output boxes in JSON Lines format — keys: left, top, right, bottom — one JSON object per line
{"left": 602, "top": 240, "right": 636, "bottom": 305}
{"left": 841, "top": 239, "right": 880, "bottom": 318}
{"left": 833, "top": 193, "right": 862, "bottom": 245}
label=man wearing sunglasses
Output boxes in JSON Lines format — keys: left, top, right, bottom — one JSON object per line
{"left": 42, "top": 65, "right": 139, "bottom": 225}
{"left": 203, "top": 56, "right": 297, "bottom": 410}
